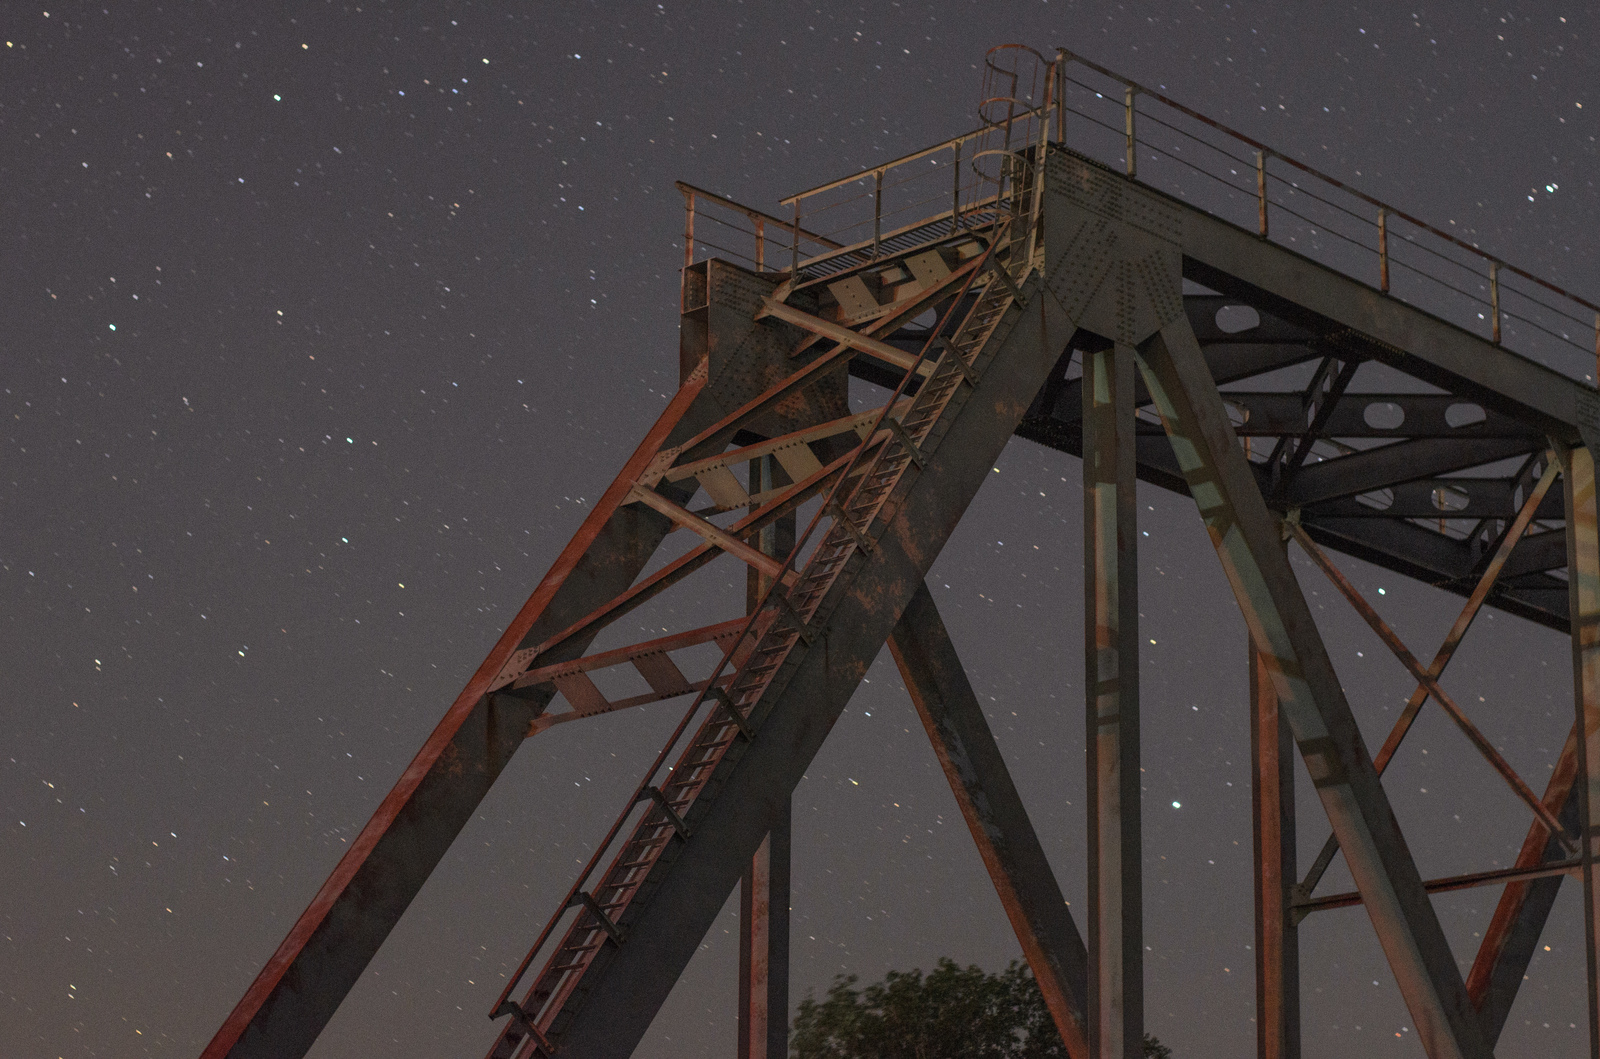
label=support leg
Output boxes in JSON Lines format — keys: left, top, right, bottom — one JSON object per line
{"left": 1083, "top": 342, "right": 1143, "bottom": 1059}
{"left": 740, "top": 455, "right": 793, "bottom": 1059}
{"left": 1251, "top": 640, "right": 1299, "bottom": 1059}
{"left": 739, "top": 810, "right": 791, "bottom": 1059}
{"left": 889, "top": 582, "right": 1090, "bottom": 1058}
{"left": 1565, "top": 442, "right": 1600, "bottom": 1059}
{"left": 1135, "top": 316, "right": 1490, "bottom": 1059}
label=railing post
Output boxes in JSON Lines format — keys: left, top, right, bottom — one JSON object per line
{"left": 754, "top": 216, "right": 764, "bottom": 273}
{"left": 791, "top": 200, "right": 800, "bottom": 276}
{"left": 873, "top": 170, "right": 883, "bottom": 260}
{"left": 1056, "top": 51, "right": 1067, "bottom": 142}
{"left": 952, "top": 141, "right": 963, "bottom": 233}
{"left": 1256, "top": 150, "right": 1268, "bottom": 237}
{"left": 683, "top": 190, "right": 695, "bottom": 307}
{"left": 1593, "top": 312, "right": 1598, "bottom": 389}
{"left": 1124, "top": 86, "right": 1137, "bottom": 178}
{"left": 1490, "top": 261, "right": 1502, "bottom": 345}
{"left": 1377, "top": 208, "right": 1389, "bottom": 293}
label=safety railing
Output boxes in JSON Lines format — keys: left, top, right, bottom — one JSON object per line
{"left": 1049, "top": 50, "right": 1600, "bottom": 385}
{"left": 770, "top": 46, "right": 1055, "bottom": 285}
{"left": 688, "top": 46, "right": 1600, "bottom": 386}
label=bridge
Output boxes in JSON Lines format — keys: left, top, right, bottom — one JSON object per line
{"left": 201, "top": 46, "right": 1600, "bottom": 1059}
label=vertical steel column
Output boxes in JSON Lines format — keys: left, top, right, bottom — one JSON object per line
{"left": 740, "top": 454, "right": 793, "bottom": 1059}
{"left": 1565, "top": 442, "right": 1600, "bottom": 1059}
{"left": 1083, "top": 342, "right": 1143, "bottom": 1059}
{"left": 1251, "top": 640, "right": 1299, "bottom": 1059}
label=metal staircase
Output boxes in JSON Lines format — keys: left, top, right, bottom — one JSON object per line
{"left": 484, "top": 180, "right": 1039, "bottom": 1059}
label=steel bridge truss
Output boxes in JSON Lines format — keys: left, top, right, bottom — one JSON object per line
{"left": 203, "top": 47, "right": 1600, "bottom": 1059}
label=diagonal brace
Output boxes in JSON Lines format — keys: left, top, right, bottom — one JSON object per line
{"left": 888, "top": 581, "right": 1090, "bottom": 1059}
{"left": 628, "top": 486, "right": 790, "bottom": 584}
{"left": 1135, "top": 315, "right": 1492, "bottom": 1059}
{"left": 1298, "top": 456, "right": 1562, "bottom": 893}
{"left": 1287, "top": 521, "right": 1574, "bottom": 849}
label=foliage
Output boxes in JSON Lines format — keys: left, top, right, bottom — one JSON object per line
{"left": 792, "top": 958, "right": 1170, "bottom": 1059}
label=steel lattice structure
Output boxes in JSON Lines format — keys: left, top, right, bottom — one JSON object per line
{"left": 201, "top": 47, "right": 1600, "bottom": 1059}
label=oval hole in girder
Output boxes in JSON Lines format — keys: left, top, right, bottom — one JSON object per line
{"left": 1445, "top": 402, "right": 1487, "bottom": 428}
{"left": 1215, "top": 304, "right": 1261, "bottom": 333}
{"left": 1431, "top": 484, "right": 1471, "bottom": 512}
{"left": 912, "top": 308, "right": 938, "bottom": 329}
{"left": 1362, "top": 402, "right": 1406, "bottom": 430}
{"left": 1224, "top": 400, "right": 1250, "bottom": 429}
{"left": 1356, "top": 488, "right": 1395, "bottom": 511}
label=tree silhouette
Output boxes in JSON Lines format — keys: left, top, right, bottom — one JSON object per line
{"left": 792, "top": 958, "right": 1170, "bottom": 1059}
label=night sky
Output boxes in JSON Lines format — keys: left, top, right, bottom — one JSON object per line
{"left": 3, "top": 3, "right": 1598, "bottom": 1057}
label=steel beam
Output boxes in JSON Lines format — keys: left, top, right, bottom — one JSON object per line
{"left": 200, "top": 372, "right": 720, "bottom": 1059}
{"left": 738, "top": 817, "right": 790, "bottom": 1059}
{"left": 1082, "top": 343, "right": 1143, "bottom": 1059}
{"left": 1282, "top": 436, "right": 1535, "bottom": 507}
{"left": 1566, "top": 441, "right": 1600, "bottom": 1058}
{"left": 739, "top": 455, "right": 793, "bottom": 1059}
{"left": 888, "top": 581, "right": 1090, "bottom": 1059}
{"left": 1251, "top": 640, "right": 1299, "bottom": 1059}
{"left": 1134, "top": 315, "right": 1492, "bottom": 1059}
{"left": 1467, "top": 724, "right": 1582, "bottom": 1045}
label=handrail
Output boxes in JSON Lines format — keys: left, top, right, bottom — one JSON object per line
{"left": 1055, "top": 48, "right": 1600, "bottom": 318}
{"left": 778, "top": 105, "right": 1047, "bottom": 206}
{"left": 675, "top": 181, "right": 843, "bottom": 250}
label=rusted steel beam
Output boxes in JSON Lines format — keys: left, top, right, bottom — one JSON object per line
{"left": 755, "top": 297, "right": 937, "bottom": 377}
{"left": 200, "top": 371, "right": 719, "bottom": 1059}
{"left": 627, "top": 486, "right": 790, "bottom": 583}
{"left": 1467, "top": 722, "right": 1582, "bottom": 1045}
{"left": 519, "top": 619, "right": 747, "bottom": 686}
{"left": 1082, "top": 343, "right": 1143, "bottom": 1059}
{"left": 739, "top": 455, "right": 793, "bottom": 1059}
{"left": 888, "top": 581, "right": 1090, "bottom": 1059}
{"left": 507, "top": 451, "right": 855, "bottom": 682}
{"left": 1299, "top": 457, "right": 1560, "bottom": 895}
{"left": 1296, "top": 859, "right": 1583, "bottom": 914}
{"left": 1252, "top": 641, "right": 1299, "bottom": 1059}
{"left": 738, "top": 817, "right": 790, "bottom": 1059}
{"left": 1136, "top": 316, "right": 1492, "bottom": 1059}
{"left": 1287, "top": 521, "right": 1572, "bottom": 845}
{"left": 1565, "top": 441, "right": 1600, "bottom": 1059}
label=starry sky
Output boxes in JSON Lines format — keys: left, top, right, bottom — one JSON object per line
{"left": 3, "top": 2, "right": 1598, "bottom": 1057}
